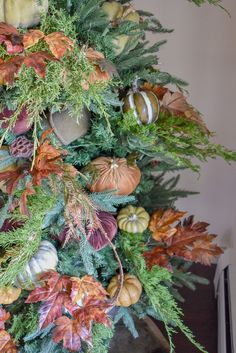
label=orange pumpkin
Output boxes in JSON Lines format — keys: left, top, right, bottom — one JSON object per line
{"left": 88, "top": 157, "right": 141, "bottom": 195}
{"left": 0, "top": 287, "right": 21, "bottom": 305}
{"left": 107, "top": 274, "right": 142, "bottom": 307}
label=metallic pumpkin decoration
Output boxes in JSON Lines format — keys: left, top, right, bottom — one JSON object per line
{"left": 15, "top": 240, "right": 58, "bottom": 289}
{"left": 117, "top": 205, "right": 150, "bottom": 234}
{"left": 0, "top": 0, "right": 48, "bottom": 28}
{"left": 107, "top": 274, "right": 142, "bottom": 307}
{"left": 123, "top": 90, "right": 160, "bottom": 125}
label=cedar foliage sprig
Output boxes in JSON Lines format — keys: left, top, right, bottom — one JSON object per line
{"left": 119, "top": 231, "right": 207, "bottom": 353}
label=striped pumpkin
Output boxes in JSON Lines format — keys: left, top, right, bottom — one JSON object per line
{"left": 15, "top": 240, "right": 58, "bottom": 289}
{"left": 123, "top": 90, "right": 160, "bottom": 125}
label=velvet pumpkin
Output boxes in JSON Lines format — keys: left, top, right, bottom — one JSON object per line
{"left": 0, "top": 0, "right": 48, "bottom": 28}
{"left": 88, "top": 157, "right": 141, "bottom": 195}
{"left": 15, "top": 240, "right": 58, "bottom": 289}
{"left": 107, "top": 274, "right": 142, "bottom": 307}
{"left": 0, "top": 286, "right": 21, "bottom": 304}
{"left": 88, "top": 211, "right": 118, "bottom": 251}
{"left": 117, "top": 205, "right": 150, "bottom": 233}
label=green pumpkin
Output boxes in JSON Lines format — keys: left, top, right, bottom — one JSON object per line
{"left": 117, "top": 205, "right": 150, "bottom": 234}
{"left": 123, "top": 90, "right": 160, "bottom": 125}
{"left": 0, "top": 0, "right": 48, "bottom": 28}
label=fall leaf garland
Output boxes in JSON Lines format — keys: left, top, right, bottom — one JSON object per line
{"left": 25, "top": 271, "right": 111, "bottom": 351}
{"left": 0, "top": 22, "right": 74, "bottom": 85}
{"left": 144, "top": 209, "right": 223, "bottom": 270}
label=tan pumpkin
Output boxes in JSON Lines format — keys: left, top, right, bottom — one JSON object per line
{"left": 117, "top": 205, "right": 150, "bottom": 233}
{"left": 0, "top": 0, "right": 48, "bottom": 28}
{"left": 123, "top": 90, "right": 160, "bottom": 125}
{"left": 15, "top": 240, "right": 58, "bottom": 289}
{"left": 0, "top": 286, "right": 21, "bottom": 304}
{"left": 88, "top": 157, "right": 141, "bottom": 195}
{"left": 107, "top": 274, "right": 142, "bottom": 307}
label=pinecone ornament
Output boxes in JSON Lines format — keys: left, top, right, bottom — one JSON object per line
{"left": 9, "top": 136, "right": 33, "bottom": 158}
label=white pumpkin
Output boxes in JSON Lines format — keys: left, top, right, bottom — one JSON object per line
{"left": 15, "top": 240, "right": 58, "bottom": 289}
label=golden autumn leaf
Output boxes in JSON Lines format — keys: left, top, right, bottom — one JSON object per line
{"left": 149, "top": 209, "right": 186, "bottom": 242}
{"left": 70, "top": 275, "right": 108, "bottom": 303}
{"left": 44, "top": 32, "right": 74, "bottom": 59}
{"left": 23, "top": 29, "right": 44, "bottom": 49}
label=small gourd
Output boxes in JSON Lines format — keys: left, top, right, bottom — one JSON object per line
{"left": 0, "top": 286, "right": 21, "bottom": 304}
{"left": 15, "top": 240, "right": 58, "bottom": 289}
{"left": 123, "top": 90, "right": 160, "bottom": 125}
{"left": 101, "top": 1, "right": 123, "bottom": 21}
{"left": 117, "top": 205, "right": 150, "bottom": 234}
{"left": 0, "top": 0, "right": 48, "bottom": 28}
{"left": 107, "top": 274, "right": 142, "bottom": 307}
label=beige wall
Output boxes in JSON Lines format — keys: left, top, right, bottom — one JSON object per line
{"left": 134, "top": 0, "right": 236, "bottom": 246}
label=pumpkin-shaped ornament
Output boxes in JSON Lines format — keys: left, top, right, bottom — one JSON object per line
{"left": 117, "top": 205, "right": 150, "bottom": 234}
{"left": 0, "top": 286, "right": 21, "bottom": 304}
{"left": 15, "top": 240, "right": 58, "bottom": 289}
{"left": 87, "top": 157, "right": 141, "bottom": 195}
{"left": 0, "top": 0, "right": 48, "bottom": 28}
{"left": 123, "top": 89, "right": 160, "bottom": 125}
{"left": 107, "top": 274, "right": 142, "bottom": 307}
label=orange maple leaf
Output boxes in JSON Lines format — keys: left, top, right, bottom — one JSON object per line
{"left": 23, "top": 29, "right": 44, "bottom": 49}
{"left": 44, "top": 32, "right": 74, "bottom": 59}
{"left": 149, "top": 209, "right": 186, "bottom": 242}
{"left": 0, "top": 308, "right": 17, "bottom": 353}
{"left": 0, "top": 22, "right": 23, "bottom": 54}
{"left": 85, "top": 47, "right": 104, "bottom": 61}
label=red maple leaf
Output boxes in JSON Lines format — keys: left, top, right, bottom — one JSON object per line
{"left": 53, "top": 316, "right": 90, "bottom": 351}
{"left": 23, "top": 51, "right": 58, "bottom": 79}
{"left": 0, "top": 165, "right": 29, "bottom": 195}
{"left": 0, "top": 56, "right": 24, "bottom": 85}
{"left": 44, "top": 32, "right": 74, "bottom": 59}
{"left": 0, "top": 22, "right": 24, "bottom": 54}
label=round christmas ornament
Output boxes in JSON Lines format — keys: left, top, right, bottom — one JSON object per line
{"left": 88, "top": 157, "right": 141, "bottom": 195}
{"left": 0, "top": 286, "right": 21, "bottom": 305}
{"left": 107, "top": 274, "right": 142, "bottom": 307}
{"left": 87, "top": 211, "right": 118, "bottom": 251}
{"left": 123, "top": 90, "right": 160, "bottom": 125}
{"left": 9, "top": 136, "right": 34, "bottom": 158}
{"left": 15, "top": 240, "right": 58, "bottom": 289}
{"left": 117, "top": 205, "right": 150, "bottom": 234}
{"left": 0, "top": 107, "right": 32, "bottom": 135}
{"left": 49, "top": 107, "right": 91, "bottom": 146}
{"left": 0, "top": 0, "right": 48, "bottom": 28}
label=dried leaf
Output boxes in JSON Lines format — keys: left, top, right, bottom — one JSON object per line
{"left": 149, "top": 209, "right": 186, "bottom": 242}
{"left": 0, "top": 165, "right": 28, "bottom": 195}
{"left": 24, "top": 51, "right": 58, "bottom": 78}
{"left": 31, "top": 130, "right": 69, "bottom": 186}
{"left": 141, "top": 82, "right": 168, "bottom": 100}
{"left": 44, "top": 32, "right": 74, "bottom": 59}
{"left": 166, "top": 216, "right": 223, "bottom": 265}
{"left": 0, "top": 309, "right": 10, "bottom": 330}
{"left": 162, "top": 91, "right": 188, "bottom": 114}
{"left": 70, "top": 275, "right": 108, "bottom": 303}
{"left": 0, "top": 330, "right": 17, "bottom": 353}
{"left": 0, "top": 56, "right": 24, "bottom": 85}
{"left": 145, "top": 212, "right": 223, "bottom": 270}
{"left": 53, "top": 316, "right": 90, "bottom": 351}
{"left": 23, "top": 30, "right": 45, "bottom": 49}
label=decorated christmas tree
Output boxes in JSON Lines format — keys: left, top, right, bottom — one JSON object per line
{"left": 0, "top": 1, "right": 234, "bottom": 352}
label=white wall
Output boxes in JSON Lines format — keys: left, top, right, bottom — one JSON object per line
{"left": 134, "top": 0, "right": 236, "bottom": 246}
